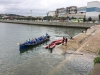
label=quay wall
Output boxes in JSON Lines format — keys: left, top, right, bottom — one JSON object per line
{"left": 0, "top": 20, "right": 96, "bottom": 28}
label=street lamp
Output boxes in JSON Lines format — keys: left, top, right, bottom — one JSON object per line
{"left": 30, "top": 10, "right": 32, "bottom": 20}
{"left": 30, "top": 10, "right": 32, "bottom": 17}
{"left": 46, "top": 12, "right": 49, "bottom": 22}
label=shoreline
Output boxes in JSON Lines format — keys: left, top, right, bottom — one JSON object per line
{"left": 0, "top": 20, "right": 96, "bottom": 28}
{"left": 57, "top": 25, "right": 100, "bottom": 54}
{"left": 56, "top": 25, "right": 100, "bottom": 75}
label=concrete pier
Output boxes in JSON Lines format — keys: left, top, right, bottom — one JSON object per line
{"left": 0, "top": 20, "right": 96, "bottom": 28}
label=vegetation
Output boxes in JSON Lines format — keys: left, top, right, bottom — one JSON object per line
{"left": 88, "top": 17, "right": 92, "bottom": 21}
{"left": 94, "top": 56, "right": 100, "bottom": 64}
{"left": 88, "top": 50, "right": 100, "bottom": 75}
{"left": 98, "top": 49, "right": 100, "bottom": 55}
{"left": 43, "top": 16, "right": 53, "bottom": 21}
{"left": 87, "top": 72, "right": 91, "bottom": 75}
{"left": 94, "top": 49, "right": 100, "bottom": 64}
{"left": 88, "top": 49, "right": 100, "bottom": 75}
{"left": 83, "top": 18, "right": 86, "bottom": 22}
{"left": 99, "top": 14, "right": 100, "bottom": 21}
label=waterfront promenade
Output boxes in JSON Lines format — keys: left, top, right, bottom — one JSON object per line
{"left": 0, "top": 20, "right": 96, "bottom": 28}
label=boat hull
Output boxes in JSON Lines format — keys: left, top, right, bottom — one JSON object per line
{"left": 19, "top": 36, "right": 50, "bottom": 50}
{"left": 49, "top": 43, "right": 56, "bottom": 49}
{"left": 44, "top": 39, "right": 63, "bottom": 49}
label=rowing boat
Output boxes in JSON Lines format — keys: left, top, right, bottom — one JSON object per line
{"left": 44, "top": 39, "right": 62, "bottom": 49}
{"left": 19, "top": 35, "right": 50, "bottom": 50}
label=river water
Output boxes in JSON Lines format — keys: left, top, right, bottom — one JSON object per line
{"left": 0, "top": 23, "right": 95, "bottom": 75}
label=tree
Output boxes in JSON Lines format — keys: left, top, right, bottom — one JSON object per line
{"left": 99, "top": 14, "right": 100, "bottom": 21}
{"left": 60, "top": 17, "right": 66, "bottom": 20}
{"left": 66, "top": 16, "right": 70, "bottom": 20}
{"left": 88, "top": 17, "right": 92, "bottom": 21}
{"left": 71, "top": 17, "right": 75, "bottom": 19}
{"left": 83, "top": 17, "right": 86, "bottom": 22}
{"left": 43, "top": 16, "right": 53, "bottom": 20}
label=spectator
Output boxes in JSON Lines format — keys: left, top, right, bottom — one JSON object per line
{"left": 62, "top": 36, "right": 65, "bottom": 45}
{"left": 65, "top": 38, "right": 68, "bottom": 46}
{"left": 70, "top": 37, "right": 74, "bottom": 40}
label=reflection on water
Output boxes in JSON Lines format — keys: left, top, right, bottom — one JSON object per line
{"left": 0, "top": 22, "right": 94, "bottom": 75}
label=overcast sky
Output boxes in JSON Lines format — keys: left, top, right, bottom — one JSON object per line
{"left": 0, "top": 0, "right": 99, "bottom": 16}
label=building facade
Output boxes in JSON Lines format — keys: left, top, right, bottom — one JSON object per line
{"left": 55, "top": 6, "right": 86, "bottom": 18}
{"left": 48, "top": 11, "right": 56, "bottom": 17}
{"left": 56, "top": 8, "right": 66, "bottom": 17}
{"left": 86, "top": 1, "right": 100, "bottom": 20}
{"left": 77, "top": 7, "right": 86, "bottom": 14}
{"left": 66, "top": 6, "right": 77, "bottom": 14}
{"left": 48, "top": 1, "right": 100, "bottom": 20}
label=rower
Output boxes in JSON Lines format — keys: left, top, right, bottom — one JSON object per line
{"left": 46, "top": 33, "right": 48, "bottom": 36}
{"left": 24, "top": 40, "right": 28, "bottom": 44}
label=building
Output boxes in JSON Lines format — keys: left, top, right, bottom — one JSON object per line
{"left": 56, "top": 8, "right": 66, "bottom": 17}
{"left": 60, "top": 14, "right": 85, "bottom": 18}
{"left": 55, "top": 6, "right": 77, "bottom": 17}
{"left": 48, "top": 1, "right": 100, "bottom": 20}
{"left": 48, "top": 11, "right": 56, "bottom": 17}
{"left": 66, "top": 6, "right": 77, "bottom": 14}
{"left": 77, "top": 7, "right": 86, "bottom": 14}
{"left": 86, "top": 1, "right": 100, "bottom": 20}
{"left": 64, "top": 6, "right": 85, "bottom": 18}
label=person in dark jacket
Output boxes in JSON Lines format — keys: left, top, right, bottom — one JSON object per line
{"left": 65, "top": 37, "right": 68, "bottom": 46}
{"left": 62, "top": 36, "right": 65, "bottom": 45}
{"left": 70, "top": 37, "right": 74, "bottom": 40}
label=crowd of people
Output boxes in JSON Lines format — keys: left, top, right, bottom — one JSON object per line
{"left": 24, "top": 33, "right": 49, "bottom": 45}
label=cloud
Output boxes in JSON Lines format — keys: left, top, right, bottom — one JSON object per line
{"left": 0, "top": 0, "right": 99, "bottom": 16}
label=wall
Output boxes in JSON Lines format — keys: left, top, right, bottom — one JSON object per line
{"left": 86, "top": 12, "right": 100, "bottom": 20}
{"left": 0, "top": 20, "right": 96, "bottom": 28}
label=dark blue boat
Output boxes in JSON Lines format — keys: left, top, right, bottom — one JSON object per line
{"left": 19, "top": 34, "right": 50, "bottom": 50}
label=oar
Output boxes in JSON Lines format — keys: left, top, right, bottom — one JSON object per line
{"left": 55, "top": 35, "right": 69, "bottom": 37}
{"left": 67, "top": 53, "right": 83, "bottom": 55}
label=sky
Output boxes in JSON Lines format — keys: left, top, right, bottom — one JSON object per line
{"left": 0, "top": 0, "right": 99, "bottom": 16}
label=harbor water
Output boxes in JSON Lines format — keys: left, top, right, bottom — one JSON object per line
{"left": 0, "top": 23, "right": 95, "bottom": 75}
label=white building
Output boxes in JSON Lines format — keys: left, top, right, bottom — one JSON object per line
{"left": 58, "top": 9, "right": 66, "bottom": 17}
{"left": 48, "top": 11, "right": 56, "bottom": 17}
{"left": 56, "top": 8, "right": 66, "bottom": 17}
{"left": 77, "top": 7, "right": 86, "bottom": 14}
{"left": 47, "top": 1, "right": 100, "bottom": 20}
{"left": 67, "top": 6, "right": 77, "bottom": 14}
{"left": 86, "top": 1, "right": 100, "bottom": 20}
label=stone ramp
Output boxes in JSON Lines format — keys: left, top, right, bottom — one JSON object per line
{"left": 57, "top": 25, "right": 100, "bottom": 54}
